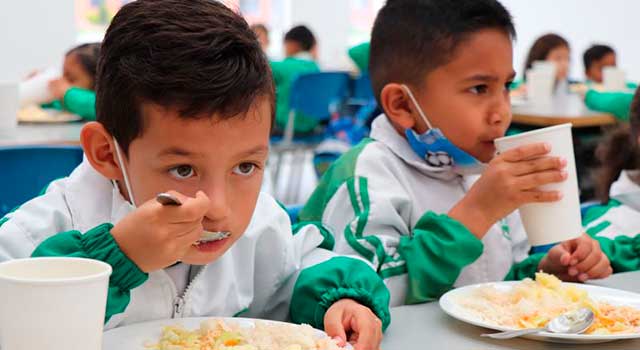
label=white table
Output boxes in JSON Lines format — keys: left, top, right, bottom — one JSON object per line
{"left": 0, "top": 122, "right": 83, "bottom": 146}
{"left": 381, "top": 271, "right": 640, "bottom": 349}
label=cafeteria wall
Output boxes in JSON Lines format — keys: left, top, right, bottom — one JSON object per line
{"left": 0, "top": 0, "right": 76, "bottom": 82}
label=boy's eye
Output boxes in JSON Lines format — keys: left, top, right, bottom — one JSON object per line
{"left": 233, "top": 163, "right": 256, "bottom": 176}
{"left": 469, "top": 85, "right": 489, "bottom": 94}
{"left": 169, "top": 165, "right": 195, "bottom": 179}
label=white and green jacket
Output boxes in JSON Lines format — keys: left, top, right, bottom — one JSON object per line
{"left": 300, "top": 115, "right": 545, "bottom": 306}
{"left": 0, "top": 160, "right": 390, "bottom": 330}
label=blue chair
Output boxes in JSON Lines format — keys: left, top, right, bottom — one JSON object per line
{"left": 351, "top": 74, "right": 375, "bottom": 103}
{"left": 272, "top": 72, "right": 351, "bottom": 204}
{"left": 0, "top": 145, "right": 84, "bottom": 217}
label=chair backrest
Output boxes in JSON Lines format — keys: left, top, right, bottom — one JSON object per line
{"left": 289, "top": 72, "right": 351, "bottom": 120}
{"left": 352, "top": 74, "right": 374, "bottom": 102}
{"left": 0, "top": 145, "right": 84, "bottom": 216}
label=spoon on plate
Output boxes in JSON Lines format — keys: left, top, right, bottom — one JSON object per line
{"left": 481, "top": 308, "right": 595, "bottom": 339}
{"left": 156, "top": 192, "right": 230, "bottom": 244}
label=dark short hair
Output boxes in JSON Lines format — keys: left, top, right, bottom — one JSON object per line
{"left": 583, "top": 44, "right": 615, "bottom": 73}
{"left": 369, "top": 0, "right": 515, "bottom": 105}
{"left": 95, "top": 0, "right": 274, "bottom": 154}
{"left": 66, "top": 43, "right": 101, "bottom": 89}
{"left": 284, "top": 25, "right": 316, "bottom": 51}
{"left": 523, "top": 33, "right": 569, "bottom": 76}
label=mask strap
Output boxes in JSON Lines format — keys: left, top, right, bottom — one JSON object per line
{"left": 401, "top": 84, "right": 434, "bottom": 130}
{"left": 113, "top": 138, "right": 137, "bottom": 207}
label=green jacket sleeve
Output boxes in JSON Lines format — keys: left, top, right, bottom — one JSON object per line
{"left": 348, "top": 42, "right": 370, "bottom": 72}
{"left": 504, "top": 252, "right": 545, "bottom": 281}
{"left": 397, "top": 212, "right": 483, "bottom": 304}
{"left": 62, "top": 87, "right": 97, "bottom": 120}
{"left": 596, "top": 235, "right": 640, "bottom": 273}
{"left": 31, "top": 223, "right": 148, "bottom": 324}
{"left": 290, "top": 256, "right": 391, "bottom": 331}
{"left": 584, "top": 89, "right": 634, "bottom": 121}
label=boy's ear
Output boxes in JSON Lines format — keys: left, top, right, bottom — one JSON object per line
{"left": 380, "top": 83, "right": 417, "bottom": 130}
{"left": 80, "top": 122, "right": 124, "bottom": 182}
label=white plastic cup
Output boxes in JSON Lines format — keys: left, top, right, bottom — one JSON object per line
{"left": 0, "top": 81, "right": 19, "bottom": 129}
{"left": 0, "top": 257, "right": 112, "bottom": 350}
{"left": 526, "top": 64, "right": 556, "bottom": 105}
{"left": 603, "top": 67, "right": 626, "bottom": 92}
{"left": 18, "top": 67, "right": 60, "bottom": 107}
{"left": 494, "top": 123, "right": 582, "bottom": 246}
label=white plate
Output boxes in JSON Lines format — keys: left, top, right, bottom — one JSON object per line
{"left": 103, "top": 317, "right": 352, "bottom": 349}
{"left": 439, "top": 281, "right": 640, "bottom": 344}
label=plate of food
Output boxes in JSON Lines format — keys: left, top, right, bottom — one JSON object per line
{"left": 17, "top": 105, "right": 82, "bottom": 123}
{"left": 103, "top": 317, "right": 352, "bottom": 350}
{"left": 439, "top": 272, "right": 640, "bottom": 344}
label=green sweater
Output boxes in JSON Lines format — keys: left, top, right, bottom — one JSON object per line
{"left": 41, "top": 87, "right": 96, "bottom": 121}
{"left": 348, "top": 42, "right": 370, "bottom": 73}
{"left": 270, "top": 56, "right": 320, "bottom": 133}
{"left": 585, "top": 82, "right": 638, "bottom": 121}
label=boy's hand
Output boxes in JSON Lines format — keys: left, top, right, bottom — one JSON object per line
{"left": 111, "top": 190, "right": 209, "bottom": 272}
{"left": 449, "top": 142, "right": 566, "bottom": 238}
{"left": 539, "top": 233, "right": 612, "bottom": 282}
{"left": 48, "top": 78, "right": 72, "bottom": 100}
{"left": 324, "top": 299, "right": 383, "bottom": 350}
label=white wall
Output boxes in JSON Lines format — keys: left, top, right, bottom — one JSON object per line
{"left": 0, "top": 0, "right": 76, "bottom": 82}
{"left": 501, "top": 0, "right": 639, "bottom": 82}
{"left": 289, "top": 0, "right": 353, "bottom": 70}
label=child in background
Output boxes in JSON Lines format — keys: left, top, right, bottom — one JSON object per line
{"left": 512, "top": 33, "right": 572, "bottom": 95}
{"left": 250, "top": 23, "right": 270, "bottom": 53}
{"left": 300, "top": 0, "right": 611, "bottom": 307}
{"left": 348, "top": 42, "right": 370, "bottom": 73}
{"left": 0, "top": 2, "right": 389, "bottom": 348}
{"left": 43, "top": 43, "right": 100, "bottom": 120}
{"left": 584, "top": 45, "right": 617, "bottom": 84}
{"left": 270, "top": 25, "right": 321, "bottom": 134}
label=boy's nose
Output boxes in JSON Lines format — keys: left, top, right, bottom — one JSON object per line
{"left": 203, "top": 186, "right": 231, "bottom": 222}
{"left": 489, "top": 95, "right": 511, "bottom": 125}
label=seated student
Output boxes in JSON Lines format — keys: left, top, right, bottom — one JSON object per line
{"left": 43, "top": 43, "right": 101, "bottom": 120}
{"left": 584, "top": 44, "right": 617, "bottom": 84}
{"left": 515, "top": 33, "right": 572, "bottom": 94}
{"left": 348, "top": 42, "right": 370, "bottom": 73}
{"left": 581, "top": 45, "right": 638, "bottom": 121}
{"left": 270, "top": 25, "right": 321, "bottom": 134}
{"left": 0, "top": 1, "right": 389, "bottom": 348}
{"left": 585, "top": 86, "right": 640, "bottom": 238}
{"left": 299, "top": 0, "right": 611, "bottom": 307}
{"left": 250, "top": 23, "right": 270, "bottom": 53}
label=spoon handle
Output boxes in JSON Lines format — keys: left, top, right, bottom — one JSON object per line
{"left": 481, "top": 327, "right": 547, "bottom": 339}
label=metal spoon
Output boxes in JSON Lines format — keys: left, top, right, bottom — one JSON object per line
{"left": 481, "top": 308, "right": 595, "bottom": 339}
{"left": 155, "top": 193, "right": 231, "bottom": 243}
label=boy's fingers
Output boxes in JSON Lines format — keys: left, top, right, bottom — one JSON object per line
{"left": 569, "top": 237, "right": 595, "bottom": 265}
{"left": 164, "top": 190, "right": 210, "bottom": 223}
{"left": 352, "top": 314, "right": 380, "bottom": 350}
{"left": 500, "top": 143, "right": 551, "bottom": 162}
{"left": 515, "top": 170, "right": 567, "bottom": 190}
{"left": 584, "top": 253, "right": 612, "bottom": 280}
{"left": 324, "top": 309, "right": 347, "bottom": 346}
{"left": 511, "top": 156, "right": 567, "bottom": 176}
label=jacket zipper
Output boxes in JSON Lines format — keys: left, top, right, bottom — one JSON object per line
{"left": 172, "top": 265, "right": 207, "bottom": 318}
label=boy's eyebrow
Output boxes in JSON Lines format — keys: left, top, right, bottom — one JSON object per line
{"left": 157, "top": 147, "right": 202, "bottom": 158}
{"left": 463, "top": 71, "right": 517, "bottom": 83}
{"left": 236, "top": 145, "right": 269, "bottom": 158}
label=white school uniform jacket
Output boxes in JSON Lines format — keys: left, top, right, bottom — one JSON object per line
{"left": 0, "top": 160, "right": 390, "bottom": 330}
{"left": 299, "top": 115, "right": 542, "bottom": 306}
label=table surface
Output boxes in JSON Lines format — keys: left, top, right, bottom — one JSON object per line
{"left": 381, "top": 271, "right": 640, "bottom": 350}
{"left": 511, "top": 94, "right": 617, "bottom": 128}
{"left": 0, "top": 122, "right": 83, "bottom": 146}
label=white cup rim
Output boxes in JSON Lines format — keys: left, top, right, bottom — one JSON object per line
{"left": 495, "top": 123, "right": 571, "bottom": 144}
{"left": 0, "top": 257, "right": 112, "bottom": 285}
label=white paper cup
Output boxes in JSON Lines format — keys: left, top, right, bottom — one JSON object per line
{"left": 19, "top": 67, "right": 60, "bottom": 107}
{"left": 603, "top": 67, "right": 626, "bottom": 92}
{"left": 0, "top": 257, "right": 112, "bottom": 350}
{"left": 526, "top": 68, "right": 555, "bottom": 105}
{"left": 494, "top": 123, "right": 582, "bottom": 246}
{"left": 0, "top": 81, "right": 19, "bottom": 129}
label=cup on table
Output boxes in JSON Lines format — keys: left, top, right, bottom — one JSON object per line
{"left": 0, "top": 81, "right": 19, "bottom": 129}
{"left": 603, "top": 67, "right": 626, "bottom": 92}
{"left": 494, "top": 123, "right": 582, "bottom": 246}
{"left": 0, "top": 257, "right": 112, "bottom": 350}
{"left": 19, "top": 67, "right": 60, "bottom": 107}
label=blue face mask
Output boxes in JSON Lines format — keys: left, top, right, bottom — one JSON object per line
{"left": 402, "top": 84, "right": 486, "bottom": 175}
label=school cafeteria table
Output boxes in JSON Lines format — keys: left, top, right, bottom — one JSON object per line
{"left": 0, "top": 122, "right": 83, "bottom": 146}
{"left": 380, "top": 271, "right": 640, "bottom": 350}
{"left": 511, "top": 94, "right": 617, "bottom": 128}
